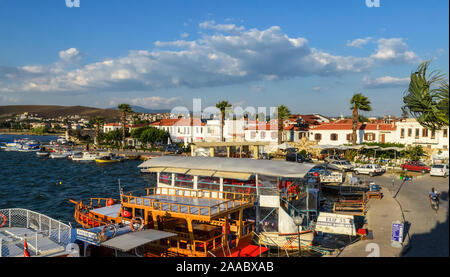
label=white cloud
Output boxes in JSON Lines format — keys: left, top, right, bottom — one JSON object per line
{"left": 346, "top": 37, "right": 373, "bottom": 48}
{"left": 180, "top": 32, "right": 189, "bottom": 38}
{"left": 370, "top": 38, "right": 419, "bottom": 64}
{"left": 361, "top": 75, "right": 410, "bottom": 89}
{"left": 108, "top": 96, "right": 180, "bottom": 108}
{"left": 0, "top": 24, "right": 420, "bottom": 95}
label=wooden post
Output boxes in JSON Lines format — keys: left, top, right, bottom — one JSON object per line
{"left": 226, "top": 146, "right": 230, "bottom": 158}
{"left": 210, "top": 147, "right": 214, "bottom": 157}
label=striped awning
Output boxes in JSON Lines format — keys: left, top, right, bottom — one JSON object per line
{"left": 213, "top": 171, "right": 253, "bottom": 180}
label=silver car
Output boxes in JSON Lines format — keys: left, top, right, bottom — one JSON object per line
{"left": 328, "top": 160, "right": 355, "bottom": 171}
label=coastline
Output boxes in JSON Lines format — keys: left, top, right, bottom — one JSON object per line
{"left": 0, "top": 130, "right": 65, "bottom": 136}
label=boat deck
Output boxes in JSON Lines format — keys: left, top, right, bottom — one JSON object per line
{"left": 130, "top": 195, "right": 238, "bottom": 216}
{"left": 0, "top": 227, "right": 66, "bottom": 257}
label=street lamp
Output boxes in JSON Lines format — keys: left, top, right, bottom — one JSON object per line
{"left": 293, "top": 215, "right": 304, "bottom": 257}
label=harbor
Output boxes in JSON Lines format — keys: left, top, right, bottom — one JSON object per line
{"left": 3, "top": 133, "right": 442, "bottom": 258}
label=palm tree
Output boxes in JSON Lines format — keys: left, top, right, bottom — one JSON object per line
{"left": 216, "top": 101, "right": 232, "bottom": 142}
{"left": 402, "top": 60, "right": 449, "bottom": 130}
{"left": 118, "top": 103, "right": 133, "bottom": 148}
{"left": 90, "top": 116, "right": 105, "bottom": 147}
{"left": 276, "top": 105, "right": 291, "bottom": 145}
{"left": 350, "top": 93, "right": 372, "bottom": 145}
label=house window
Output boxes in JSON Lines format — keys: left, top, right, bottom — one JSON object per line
{"left": 330, "top": 133, "right": 338, "bottom": 141}
{"left": 431, "top": 130, "right": 436, "bottom": 139}
{"left": 408, "top": 128, "right": 412, "bottom": 137}
{"left": 364, "top": 133, "right": 376, "bottom": 141}
{"left": 260, "top": 131, "right": 266, "bottom": 139}
{"left": 444, "top": 129, "right": 448, "bottom": 138}
{"left": 314, "top": 133, "right": 322, "bottom": 141}
{"left": 422, "top": 128, "right": 428, "bottom": 137}
{"left": 250, "top": 131, "right": 256, "bottom": 139}
{"left": 415, "top": 129, "right": 420, "bottom": 138}
{"left": 400, "top": 128, "right": 405, "bottom": 138}
{"left": 346, "top": 134, "right": 353, "bottom": 141}
{"left": 271, "top": 132, "right": 277, "bottom": 139}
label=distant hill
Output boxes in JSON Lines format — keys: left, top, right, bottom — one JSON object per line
{"left": 108, "top": 105, "right": 171, "bottom": 114}
{"left": 0, "top": 105, "right": 121, "bottom": 119}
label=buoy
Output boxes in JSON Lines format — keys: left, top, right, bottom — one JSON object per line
{"left": 24, "top": 239, "right": 30, "bottom": 257}
{"left": 59, "top": 181, "right": 62, "bottom": 185}
{"left": 107, "top": 198, "right": 114, "bottom": 206}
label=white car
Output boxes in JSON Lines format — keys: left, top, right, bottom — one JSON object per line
{"left": 353, "top": 164, "right": 385, "bottom": 177}
{"left": 430, "top": 164, "right": 449, "bottom": 177}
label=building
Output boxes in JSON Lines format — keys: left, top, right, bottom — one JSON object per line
{"left": 394, "top": 118, "right": 449, "bottom": 150}
{"left": 308, "top": 119, "right": 397, "bottom": 145}
{"left": 150, "top": 118, "right": 206, "bottom": 144}
{"left": 103, "top": 123, "right": 123, "bottom": 133}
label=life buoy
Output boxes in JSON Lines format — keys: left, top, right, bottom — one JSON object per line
{"left": 130, "top": 217, "right": 144, "bottom": 232}
{"left": 99, "top": 224, "right": 117, "bottom": 241}
{"left": 0, "top": 213, "right": 7, "bottom": 228}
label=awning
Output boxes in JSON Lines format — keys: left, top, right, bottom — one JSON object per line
{"left": 213, "top": 171, "right": 253, "bottom": 180}
{"left": 142, "top": 167, "right": 166, "bottom": 173}
{"left": 186, "top": 169, "right": 216, "bottom": 177}
{"left": 101, "top": 229, "right": 177, "bottom": 252}
{"left": 162, "top": 167, "right": 190, "bottom": 174}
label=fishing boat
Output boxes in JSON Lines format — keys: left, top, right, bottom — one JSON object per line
{"left": 0, "top": 208, "right": 78, "bottom": 257}
{"left": 50, "top": 150, "right": 74, "bottom": 159}
{"left": 69, "top": 156, "right": 319, "bottom": 257}
{"left": 72, "top": 152, "right": 99, "bottom": 162}
{"left": 95, "top": 154, "right": 124, "bottom": 164}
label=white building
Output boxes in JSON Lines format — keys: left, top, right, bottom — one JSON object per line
{"left": 394, "top": 118, "right": 449, "bottom": 150}
{"left": 103, "top": 123, "right": 123, "bottom": 133}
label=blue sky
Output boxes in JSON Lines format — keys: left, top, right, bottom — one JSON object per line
{"left": 0, "top": 0, "right": 448, "bottom": 117}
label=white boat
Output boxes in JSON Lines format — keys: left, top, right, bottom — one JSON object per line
{"left": 50, "top": 150, "right": 73, "bottom": 159}
{"left": 72, "top": 152, "right": 99, "bottom": 162}
{"left": 0, "top": 208, "right": 77, "bottom": 257}
{"left": 36, "top": 151, "right": 49, "bottom": 157}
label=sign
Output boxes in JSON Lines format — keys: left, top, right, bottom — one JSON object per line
{"left": 391, "top": 221, "right": 404, "bottom": 246}
{"left": 315, "top": 212, "right": 356, "bottom": 236}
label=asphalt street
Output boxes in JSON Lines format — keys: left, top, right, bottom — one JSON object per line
{"left": 371, "top": 173, "right": 449, "bottom": 257}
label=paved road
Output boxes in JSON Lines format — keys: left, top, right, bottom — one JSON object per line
{"left": 371, "top": 173, "right": 449, "bottom": 257}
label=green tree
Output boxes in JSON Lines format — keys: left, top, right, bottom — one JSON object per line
{"left": 276, "top": 105, "right": 291, "bottom": 144}
{"left": 402, "top": 60, "right": 449, "bottom": 130}
{"left": 118, "top": 104, "right": 133, "bottom": 148}
{"left": 350, "top": 93, "right": 372, "bottom": 145}
{"left": 215, "top": 101, "right": 232, "bottom": 142}
{"left": 89, "top": 116, "right": 105, "bottom": 147}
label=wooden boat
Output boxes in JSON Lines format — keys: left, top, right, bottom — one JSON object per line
{"left": 70, "top": 156, "right": 320, "bottom": 256}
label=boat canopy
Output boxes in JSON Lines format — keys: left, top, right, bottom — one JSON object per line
{"left": 100, "top": 229, "right": 177, "bottom": 252}
{"left": 138, "top": 156, "right": 315, "bottom": 178}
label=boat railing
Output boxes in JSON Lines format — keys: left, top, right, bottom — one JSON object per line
{"left": 71, "top": 199, "right": 112, "bottom": 228}
{"left": 121, "top": 187, "right": 254, "bottom": 218}
{"left": 0, "top": 208, "right": 72, "bottom": 256}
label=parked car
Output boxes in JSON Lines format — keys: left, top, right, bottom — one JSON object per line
{"left": 164, "top": 145, "right": 183, "bottom": 154}
{"left": 328, "top": 160, "right": 354, "bottom": 171}
{"left": 400, "top": 161, "right": 431, "bottom": 173}
{"left": 353, "top": 164, "right": 385, "bottom": 177}
{"left": 430, "top": 164, "right": 449, "bottom": 177}
{"left": 325, "top": 155, "right": 349, "bottom": 163}
{"left": 286, "top": 153, "right": 313, "bottom": 163}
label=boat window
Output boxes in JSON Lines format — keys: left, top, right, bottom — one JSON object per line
{"left": 258, "top": 175, "right": 279, "bottom": 196}
{"left": 223, "top": 179, "right": 257, "bottom": 195}
{"left": 197, "top": 176, "right": 220, "bottom": 191}
{"left": 174, "top": 174, "right": 194, "bottom": 189}
{"left": 159, "top": 173, "right": 172, "bottom": 185}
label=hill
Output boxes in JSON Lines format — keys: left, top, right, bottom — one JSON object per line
{"left": 107, "top": 105, "right": 171, "bottom": 114}
{"left": 0, "top": 105, "right": 121, "bottom": 119}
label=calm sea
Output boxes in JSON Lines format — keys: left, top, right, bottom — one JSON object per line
{"left": 0, "top": 134, "right": 156, "bottom": 226}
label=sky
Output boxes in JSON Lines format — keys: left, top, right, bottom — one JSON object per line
{"left": 0, "top": 0, "right": 448, "bottom": 117}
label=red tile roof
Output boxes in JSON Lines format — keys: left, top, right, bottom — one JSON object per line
{"left": 311, "top": 122, "right": 396, "bottom": 131}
